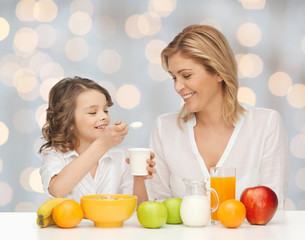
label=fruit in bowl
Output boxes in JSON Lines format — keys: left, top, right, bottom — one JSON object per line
{"left": 80, "top": 194, "right": 137, "bottom": 227}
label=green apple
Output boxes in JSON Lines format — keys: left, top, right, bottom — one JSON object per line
{"left": 163, "top": 198, "right": 183, "bottom": 224}
{"left": 137, "top": 201, "right": 167, "bottom": 228}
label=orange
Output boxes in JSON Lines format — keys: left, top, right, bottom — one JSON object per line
{"left": 217, "top": 199, "right": 246, "bottom": 228}
{"left": 52, "top": 199, "right": 84, "bottom": 228}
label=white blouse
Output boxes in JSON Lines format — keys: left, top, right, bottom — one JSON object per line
{"left": 147, "top": 104, "right": 289, "bottom": 209}
{"left": 40, "top": 148, "right": 133, "bottom": 203}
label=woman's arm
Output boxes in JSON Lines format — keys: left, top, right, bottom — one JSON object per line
{"left": 259, "top": 111, "right": 290, "bottom": 209}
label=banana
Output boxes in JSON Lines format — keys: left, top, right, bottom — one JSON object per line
{"left": 36, "top": 216, "right": 56, "bottom": 228}
{"left": 37, "top": 198, "right": 67, "bottom": 219}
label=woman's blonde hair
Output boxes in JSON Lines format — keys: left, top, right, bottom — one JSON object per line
{"left": 39, "top": 76, "right": 113, "bottom": 153}
{"left": 161, "top": 25, "right": 244, "bottom": 126}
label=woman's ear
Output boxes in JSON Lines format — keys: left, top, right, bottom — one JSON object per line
{"left": 216, "top": 74, "right": 223, "bottom": 83}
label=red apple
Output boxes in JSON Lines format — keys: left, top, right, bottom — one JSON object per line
{"left": 240, "top": 185, "right": 278, "bottom": 225}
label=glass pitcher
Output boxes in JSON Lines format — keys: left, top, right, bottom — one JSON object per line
{"left": 180, "top": 179, "right": 219, "bottom": 227}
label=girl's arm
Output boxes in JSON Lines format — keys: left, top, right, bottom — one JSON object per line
{"left": 48, "top": 122, "right": 128, "bottom": 198}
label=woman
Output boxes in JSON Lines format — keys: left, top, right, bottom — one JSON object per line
{"left": 147, "top": 25, "right": 289, "bottom": 209}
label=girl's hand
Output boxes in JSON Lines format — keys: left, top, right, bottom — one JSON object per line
{"left": 97, "top": 120, "right": 129, "bottom": 149}
{"left": 126, "top": 152, "right": 156, "bottom": 180}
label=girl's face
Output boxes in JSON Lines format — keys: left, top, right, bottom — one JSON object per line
{"left": 72, "top": 89, "right": 110, "bottom": 147}
{"left": 167, "top": 53, "right": 223, "bottom": 114}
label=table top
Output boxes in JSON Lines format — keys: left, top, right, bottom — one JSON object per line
{"left": 0, "top": 211, "right": 304, "bottom": 240}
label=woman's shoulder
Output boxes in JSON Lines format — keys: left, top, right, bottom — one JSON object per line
{"left": 242, "top": 104, "right": 282, "bottom": 123}
{"left": 155, "top": 112, "right": 179, "bottom": 123}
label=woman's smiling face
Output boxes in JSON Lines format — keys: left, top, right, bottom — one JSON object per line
{"left": 167, "top": 53, "right": 224, "bottom": 114}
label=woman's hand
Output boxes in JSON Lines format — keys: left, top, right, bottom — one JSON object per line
{"left": 126, "top": 152, "right": 156, "bottom": 180}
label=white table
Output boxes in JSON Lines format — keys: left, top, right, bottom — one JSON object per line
{"left": 0, "top": 211, "right": 304, "bottom": 240}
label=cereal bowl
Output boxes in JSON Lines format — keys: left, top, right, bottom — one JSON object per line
{"left": 80, "top": 194, "right": 137, "bottom": 227}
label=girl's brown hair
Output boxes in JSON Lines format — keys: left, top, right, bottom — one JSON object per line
{"left": 161, "top": 25, "right": 244, "bottom": 126}
{"left": 39, "top": 76, "right": 113, "bottom": 153}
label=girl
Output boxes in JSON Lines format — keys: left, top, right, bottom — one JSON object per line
{"left": 39, "top": 76, "right": 155, "bottom": 205}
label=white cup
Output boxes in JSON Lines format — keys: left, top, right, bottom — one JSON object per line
{"left": 128, "top": 148, "right": 151, "bottom": 176}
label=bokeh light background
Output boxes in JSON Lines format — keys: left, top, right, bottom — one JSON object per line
{"left": 0, "top": 0, "right": 305, "bottom": 211}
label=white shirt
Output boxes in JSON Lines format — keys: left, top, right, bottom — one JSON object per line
{"left": 40, "top": 148, "right": 133, "bottom": 203}
{"left": 147, "top": 104, "right": 289, "bottom": 209}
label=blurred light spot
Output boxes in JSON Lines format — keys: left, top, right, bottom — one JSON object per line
{"left": 239, "top": 54, "right": 263, "bottom": 78}
{"left": 29, "top": 168, "right": 44, "bottom": 193}
{"left": 13, "top": 28, "right": 38, "bottom": 55}
{"left": 125, "top": 15, "right": 145, "bottom": 39}
{"left": 237, "top": 23, "right": 262, "bottom": 47}
{"left": 0, "top": 122, "right": 9, "bottom": 146}
{"left": 95, "top": 16, "right": 116, "bottom": 39}
{"left": 29, "top": 51, "right": 53, "bottom": 75}
{"left": 137, "top": 15, "right": 149, "bottom": 36}
{"left": 0, "top": 158, "right": 2, "bottom": 173}
{"left": 70, "top": 0, "right": 94, "bottom": 16}
{"left": 200, "top": 18, "right": 222, "bottom": 31}
{"left": 268, "top": 72, "right": 292, "bottom": 96}
{"left": 148, "top": 0, "right": 177, "bottom": 18}
{"left": 148, "top": 63, "right": 169, "bottom": 81}
{"left": 295, "top": 167, "right": 305, "bottom": 191}
{"left": 13, "top": 68, "right": 37, "bottom": 93}
{"left": 235, "top": 54, "right": 245, "bottom": 78}
{"left": 65, "top": 37, "right": 89, "bottom": 61}
{"left": 0, "top": 181, "right": 13, "bottom": 206}
{"left": 97, "top": 49, "right": 121, "bottom": 74}
{"left": 116, "top": 84, "right": 141, "bottom": 109}
{"left": 284, "top": 198, "right": 296, "bottom": 210}
{"left": 237, "top": 87, "right": 256, "bottom": 106}
{"left": 98, "top": 81, "right": 117, "bottom": 100}
{"left": 16, "top": 0, "right": 35, "bottom": 22}
{"left": 13, "top": 109, "right": 36, "bottom": 133}
{"left": 36, "top": 104, "right": 48, "bottom": 128}
{"left": 69, "top": 12, "right": 92, "bottom": 35}
{"left": 18, "top": 83, "right": 41, "bottom": 101}
{"left": 40, "top": 78, "right": 60, "bottom": 101}
{"left": 40, "top": 62, "right": 64, "bottom": 80}
{"left": 0, "top": 62, "right": 19, "bottom": 86}
{"left": 145, "top": 39, "right": 167, "bottom": 64}
{"left": 139, "top": 12, "right": 161, "bottom": 36}
{"left": 239, "top": 0, "right": 265, "bottom": 9}
{"left": 0, "top": 17, "right": 10, "bottom": 41}
{"left": 287, "top": 84, "right": 305, "bottom": 108}
{"left": 292, "top": 108, "right": 305, "bottom": 132}
{"left": 290, "top": 134, "right": 305, "bottom": 159}
{"left": 0, "top": 54, "right": 22, "bottom": 86}
{"left": 302, "top": 37, "right": 305, "bottom": 54}
{"left": 20, "top": 167, "right": 34, "bottom": 191}
{"left": 35, "top": 24, "right": 56, "bottom": 48}
{"left": 15, "top": 202, "right": 37, "bottom": 212}
{"left": 33, "top": 0, "right": 57, "bottom": 22}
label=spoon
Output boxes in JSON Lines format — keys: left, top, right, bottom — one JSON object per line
{"left": 129, "top": 121, "right": 143, "bottom": 130}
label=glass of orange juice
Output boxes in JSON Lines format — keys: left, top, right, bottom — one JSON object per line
{"left": 210, "top": 167, "right": 236, "bottom": 223}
